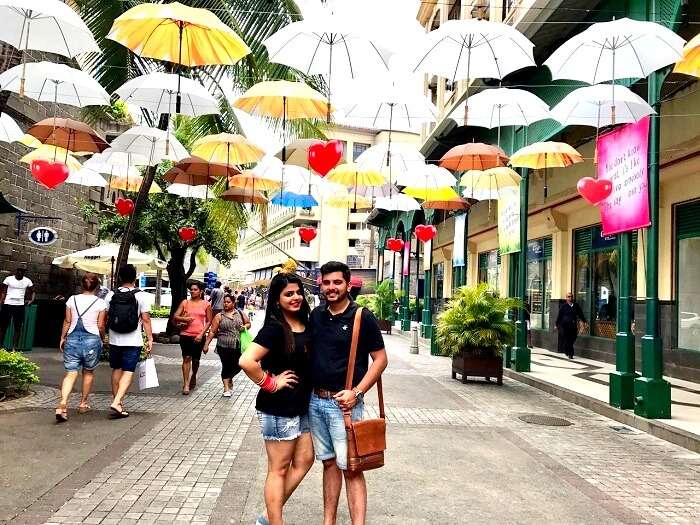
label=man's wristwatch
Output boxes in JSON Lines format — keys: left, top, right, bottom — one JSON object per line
{"left": 352, "top": 388, "right": 364, "bottom": 401}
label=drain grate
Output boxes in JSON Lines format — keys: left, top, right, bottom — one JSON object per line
{"left": 518, "top": 414, "right": 573, "bottom": 426}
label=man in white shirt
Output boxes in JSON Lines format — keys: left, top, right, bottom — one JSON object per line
{"left": 104, "top": 264, "right": 153, "bottom": 418}
{"left": 0, "top": 266, "right": 35, "bottom": 350}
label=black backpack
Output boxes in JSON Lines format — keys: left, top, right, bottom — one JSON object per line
{"left": 108, "top": 288, "right": 141, "bottom": 333}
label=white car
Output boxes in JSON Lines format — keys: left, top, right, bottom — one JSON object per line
{"left": 139, "top": 287, "right": 172, "bottom": 308}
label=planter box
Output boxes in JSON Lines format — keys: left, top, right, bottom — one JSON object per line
{"left": 377, "top": 319, "right": 392, "bottom": 334}
{"left": 451, "top": 351, "right": 503, "bottom": 385}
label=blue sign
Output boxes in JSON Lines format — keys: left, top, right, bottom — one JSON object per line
{"left": 28, "top": 226, "right": 57, "bottom": 246}
{"left": 527, "top": 239, "right": 544, "bottom": 261}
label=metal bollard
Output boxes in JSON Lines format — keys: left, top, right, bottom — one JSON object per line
{"left": 410, "top": 326, "right": 419, "bottom": 354}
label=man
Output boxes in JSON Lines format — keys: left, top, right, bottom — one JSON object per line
{"left": 0, "top": 266, "right": 35, "bottom": 350}
{"left": 555, "top": 292, "right": 587, "bottom": 359}
{"left": 210, "top": 280, "right": 224, "bottom": 317}
{"left": 105, "top": 264, "right": 153, "bottom": 418}
{"left": 236, "top": 290, "right": 246, "bottom": 311}
{"left": 309, "top": 261, "right": 388, "bottom": 525}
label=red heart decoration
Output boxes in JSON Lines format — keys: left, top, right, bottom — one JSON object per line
{"left": 30, "top": 159, "right": 69, "bottom": 189}
{"left": 386, "top": 238, "right": 405, "bottom": 252}
{"left": 115, "top": 198, "right": 135, "bottom": 216}
{"left": 307, "top": 140, "right": 343, "bottom": 176}
{"left": 298, "top": 227, "right": 317, "bottom": 243}
{"left": 577, "top": 177, "right": 613, "bottom": 205}
{"left": 179, "top": 226, "right": 197, "bottom": 242}
{"left": 415, "top": 224, "right": 437, "bottom": 243}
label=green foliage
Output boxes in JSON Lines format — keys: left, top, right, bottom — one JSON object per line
{"left": 150, "top": 306, "right": 171, "bottom": 318}
{"left": 0, "top": 350, "right": 39, "bottom": 392}
{"left": 435, "top": 284, "right": 521, "bottom": 358}
{"left": 370, "top": 279, "right": 396, "bottom": 320}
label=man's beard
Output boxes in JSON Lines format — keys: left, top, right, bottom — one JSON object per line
{"left": 325, "top": 289, "right": 348, "bottom": 304}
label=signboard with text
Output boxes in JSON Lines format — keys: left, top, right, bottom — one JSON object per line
{"left": 498, "top": 186, "right": 520, "bottom": 254}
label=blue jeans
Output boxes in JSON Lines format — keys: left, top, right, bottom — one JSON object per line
{"left": 308, "top": 393, "right": 364, "bottom": 470}
{"left": 64, "top": 330, "right": 102, "bottom": 372}
{"left": 257, "top": 411, "right": 310, "bottom": 441}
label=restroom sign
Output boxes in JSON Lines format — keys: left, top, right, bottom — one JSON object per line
{"left": 28, "top": 226, "right": 57, "bottom": 246}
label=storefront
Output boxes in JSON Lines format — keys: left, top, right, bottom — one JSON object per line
{"left": 478, "top": 249, "right": 500, "bottom": 290}
{"left": 526, "top": 237, "right": 552, "bottom": 331}
{"left": 676, "top": 199, "right": 700, "bottom": 352}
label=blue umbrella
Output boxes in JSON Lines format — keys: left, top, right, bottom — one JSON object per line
{"left": 271, "top": 191, "right": 318, "bottom": 208}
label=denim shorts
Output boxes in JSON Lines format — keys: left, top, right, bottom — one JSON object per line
{"left": 256, "top": 411, "right": 310, "bottom": 441}
{"left": 64, "top": 331, "right": 102, "bottom": 372}
{"left": 108, "top": 345, "right": 142, "bottom": 372}
{"left": 308, "top": 393, "right": 364, "bottom": 470}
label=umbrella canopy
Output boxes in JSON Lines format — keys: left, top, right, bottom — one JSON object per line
{"left": 460, "top": 167, "right": 521, "bottom": 193}
{"left": 0, "top": 62, "right": 109, "bottom": 107}
{"left": 510, "top": 142, "right": 584, "bottom": 169}
{"left": 248, "top": 156, "right": 314, "bottom": 188}
{"left": 0, "top": 112, "right": 23, "bottom": 143}
{"left": 403, "top": 186, "right": 460, "bottom": 201}
{"left": 115, "top": 72, "right": 219, "bottom": 116}
{"left": 166, "top": 183, "right": 209, "bottom": 199}
{"left": 356, "top": 142, "right": 425, "bottom": 188}
{"left": 52, "top": 243, "right": 166, "bottom": 274}
{"left": 351, "top": 183, "right": 400, "bottom": 200}
{"left": 219, "top": 186, "right": 268, "bottom": 204}
{"left": 163, "top": 167, "right": 215, "bottom": 186}
{"left": 169, "top": 156, "right": 239, "bottom": 179}
{"left": 450, "top": 87, "right": 550, "bottom": 129}
{"left": 228, "top": 172, "right": 281, "bottom": 192}
{"left": 110, "top": 126, "right": 189, "bottom": 165}
{"left": 18, "top": 133, "right": 41, "bottom": 148}
{"left": 395, "top": 164, "right": 456, "bottom": 188}
{"left": 66, "top": 168, "right": 107, "bottom": 188}
{"left": 84, "top": 149, "right": 148, "bottom": 178}
{"left": 439, "top": 143, "right": 509, "bottom": 171}
{"left": 0, "top": 192, "right": 26, "bottom": 214}
{"left": 326, "top": 163, "right": 386, "bottom": 187}
{"left": 20, "top": 145, "right": 81, "bottom": 171}
{"left": 271, "top": 191, "right": 318, "bottom": 208}
{"left": 323, "top": 189, "right": 373, "bottom": 210}
{"left": 422, "top": 197, "right": 471, "bottom": 211}
{"left": 234, "top": 80, "right": 331, "bottom": 119}
{"left": 110, "top": 175, "right": 162, "bottom": 194}
{"left": 375, "top": 194, "right": 421, "bottom": 212}
{"left": 674, "top": 33, "right": 700, "bottom": 77}
{"left": 274, "top": 138, "right": 317, "bottom": 167}
{"left": 28, "top": 118, "right": 109, "bottom": 154}
{"left": 192, "top": 133, "right": 265, "bottom": 166}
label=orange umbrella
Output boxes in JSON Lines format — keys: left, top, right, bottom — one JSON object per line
{"left": 170, "top": 156, "right": 240, "bottom": 178}
{"left": 439, "top": 143, "right": 508, "bottom": 171}
{"left": 219, "top": 186, "right": 268, "bottom": 204}
{"left": 422, "top": 198, "right": 471, "bottom": 211}
{"left": 163, "top": 167, "right": 215, "bottom": 186}
{"left": 28, "top": 118, "right": 109, "bottom": 154}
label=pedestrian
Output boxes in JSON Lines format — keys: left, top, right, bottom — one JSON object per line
{"left": 173, "top": 282, "right": 212, "bottom": 395}
{"left": 555, "top": 292, "right": 587, "bottom": 359}
{"left": 204, "top": 294, "right": 250, "bottom": 397}
{"left": 239, "top": 273, "right": 314, "bottom": 525}
{"left": 237, "top": 290, "right": 246, "bottom": 310}
{"left": 210, "top": 280, "right": 225, "bottom": 317}
{"left": 308, "top": 261, "right": 388, "bottom": 525}
{"left": 55, "top": 273, "right": 107, "bottom": 422}
{"left": 0, "top": 266, "right": 35, "bottom": 350}
{"left": 105, "top": 264, "right": 153, "bottom": 418}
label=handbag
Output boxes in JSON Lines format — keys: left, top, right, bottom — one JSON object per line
{"left": 343, "top": 307, "right": 386, "bottom": 472}
{"left": 176, "top": 300, "right": 189, "bottom": 329}
{"left": 136, "top": 357, "right": 159, "bottom": 390}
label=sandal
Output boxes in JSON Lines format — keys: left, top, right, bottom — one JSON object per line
{"left": 78, "top": 404, "right": 91, "bottom": 414}
{"left": 55, "top": 405, "right": 68, "bottom": 422}
{"left": 182, "top": 387, "right": 190, "bottom": 396}
{"left": 109, "top": 405, "right": 129, "bottom": 419}
{"left": 188, "top": 377, "right": 197, "bottom": 390}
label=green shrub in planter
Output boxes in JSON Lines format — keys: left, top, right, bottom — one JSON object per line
{"left": 0, "top": 349, "right": 39, "bottom": 392}
{"left": 150, "top": 306, "right": 170, "bottom": 318}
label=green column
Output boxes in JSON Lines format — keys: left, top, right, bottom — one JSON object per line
{"left": 462, "top": 211, "right": 469, "bottom": 286}
{"left": 400, "top": 237, "right": 411, "bottom": 331}
{"left": 512, "top": 166, "right": 531, "bottom": 372}
{"left": 414, "top": 242, "right": 421, "bottom": 322}
{"left": 610, "top": 232, "right": 639, "bottom": 408}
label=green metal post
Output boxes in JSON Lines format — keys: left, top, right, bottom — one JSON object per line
{"left": 400, "top": 237, "right": 411, "bottom": 331}
{"left": 414, "top": 242, "right": 421, "bottom": 322}
{"left": 610, "top": 232, "right": 638, "bottom": 408}
{"left": 512, "top": 167, "right": 530, "bottom": 372}
{"left": 462, "top": 211, "right": 469, "bottom": 286}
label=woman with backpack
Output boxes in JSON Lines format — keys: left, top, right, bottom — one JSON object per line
{"left": 56, "top": 273, "right": 107, "bottom": 422}
{"left": 203, "top": 294, "right": 251, "bottom": 397}
{"left": 173, "top": 282, "right": 212, "bottom": 395}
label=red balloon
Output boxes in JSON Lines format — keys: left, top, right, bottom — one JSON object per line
{"left": 179, "top": 226, "right": 197, "bottom": 242}
{"left": 307, "top": 140, "right": 343, "bottom": 176}
{"left": 386, "top": 238, "right": 405, "bottom": 252}
{"left": 298, "top": 227, "right": 317, "bottom": 243}
{"left": 30, "top": 159, "right": 69, "bottom": 189}
{"left": 415, "top": 224, "right": 437, "bottom": 243}
{"left": 115, "top": 197, "right": 135, "bottom": 216}
{"left": 577, "top": 177, "right": 613, "bottom": 205}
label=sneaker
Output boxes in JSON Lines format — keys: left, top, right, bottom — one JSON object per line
{"left": 222, "top": 391, "right": 232, "bottom": 398}
{"left": 256, "top": 515, "right": 269, "bottom": 525}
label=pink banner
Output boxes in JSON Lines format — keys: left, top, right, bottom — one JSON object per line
{"left": 402, "top": 240, "right": 410, "bottom": 277}
{"left": 597, "top": 116, "right": 651, "bottom": 236}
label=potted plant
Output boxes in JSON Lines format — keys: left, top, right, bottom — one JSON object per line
{"left": 356, "top": 280, "right": 395, "bottom": 334}
{"left": 435, "top": 284, "right": 519, "bottom": 385}
{"left": 0, "top": 349, "right": 39, "bottom": 397}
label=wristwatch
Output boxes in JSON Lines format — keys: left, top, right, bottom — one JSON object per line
{"left": 352, "top": 388, "right": 364, "bottom": 401}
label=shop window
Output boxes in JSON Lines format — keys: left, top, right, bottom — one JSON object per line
{"left": 526, "top": 238, "right": 552, "bottom": 330}
{"left": 478, "top": 249, "right": 500, "bottom": 290}
{"left": 352, "top": 142, "right": 370, "bottom": 160}
{"left": 434, "top": 262, "right": 444, "bottom": 310}
{"left": 676, "top": 200, "right": 700, "bottom": 351}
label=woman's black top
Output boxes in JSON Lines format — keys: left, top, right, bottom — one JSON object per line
{"left": 253, "top": 320, "right": 311, "bottom": 417}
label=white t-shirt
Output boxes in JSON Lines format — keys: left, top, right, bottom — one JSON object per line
{"left": 67, "top": 294, "right": 108, "bottom": 336}
{"left": 105, "top": 287, "right": 150, "bottom": 347}
{"left": 3, "top": 276, "right": 33, "bottom": 306}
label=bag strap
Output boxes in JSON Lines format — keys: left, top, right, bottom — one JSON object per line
{"left": 75, "top": 296, "right": 99, "bottom": 320}
{"left": 344, "top": 307, "right": 385, "bottom": 420}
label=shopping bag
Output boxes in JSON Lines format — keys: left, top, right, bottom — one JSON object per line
{"left": 240, "top": 327, "right": 253, "bottom": 353}
{"left": 137, "top": 357, "right": 159, "bottom": 390}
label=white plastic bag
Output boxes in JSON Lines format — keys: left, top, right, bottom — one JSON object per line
{"left": 137, "top": 357, "right": 159, "bottom": 390}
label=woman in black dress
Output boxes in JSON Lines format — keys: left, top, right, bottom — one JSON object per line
{"left": 556, "top": 292, "right": 587, "bottom": 359}
{"left": 239, "top": 273, "right": 313, "bottom": 525}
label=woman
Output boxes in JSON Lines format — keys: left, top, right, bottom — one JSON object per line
{"left": 203, "top": 294, "right": 251, "bottom": 397}
{"left": 56, "top": 273, "right": 107, "bottom": 422}
{"left": 239, "top": 273, "right": 313, "bottom": 525}
{"left": 173, "top": 282, "right": 212, "bottom": 395}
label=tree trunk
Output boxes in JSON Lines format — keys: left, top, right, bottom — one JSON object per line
{"left": 166, "top": 246, "right": 188, "bottom": 335}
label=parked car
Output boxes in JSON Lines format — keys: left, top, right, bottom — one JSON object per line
{"left": 139, "top": 287, "right": 172, "bottom": 308}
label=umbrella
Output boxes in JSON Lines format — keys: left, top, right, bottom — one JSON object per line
{"left": 192, "top": 133, "right": 264, "bottom": 166}
{"left": 28, "top": 118, "right": 109, "bottom": 154}
{"left": 271, "top": 192, "right": 318, "bottom": 208}
{"left": 219, "top": 186, "right": 268, "bottom": 204}
{"left": 0, "top": 113, "right": 22, "bottom": 143}
{"left": 323, "top": 189, "right": 373, "bottom": 210}
{"left": 171, "top": 156, "right": 240, "bottom": 179}
{"left": 396, "top": 164, "right": 456, "bottom": 188}
{"left": 107, "top": 2, "right": 250, "bottom": 114}
{"left": 52, "top": 242, "right": 166, "bottom": 274}
{"left": 351, "top": 183, "right": 400, "bottom": 200}
{"left": 166, "top": 183, "right": 209, "bottom": 199}
{"left": 510, "top": 142, "right": 583, "bottom": 197}
{"left": 403, "top": 186, "right": 460, "bottom": 201}
{"left": 20, "top": 145, "right": 81, "bottom": 171}
{"left": 274, "top": 138, "right": 317, "bottom": 168}
{"left": 163, "top": 167, "right": 215, "bottom": 187}
{"left": 460, "top": 167, "right": 521, "bottom": 213}
{"left": 228, "top": 171, "right": 281, "bottom": 192}
{"left": 110, "top": 126, "right": 189, "bottom": 166}
{"left": 66, "top": 168, "right": 107, "bottom": 188}
{"left": 326, "top": 163, "right": 386, "bottom": 187}
{"left": 439, "top": 143, "right": 508, "bottom": 171}
{"left": 375, "top": 193, "right": 420, "bottom": 212}
{"left": 115, "top": 72, "right": 219, "bottom": 117}
{"left": 0, "top": 62, "right": 109, "bottom": 107}
{"left": 110, "top": 175, "right": 162, "bottom": 194}
{"left": 356, "top": 142, "right": 425, "bottom": 195}
{"left": 674, "top": 33, "right": 700, "bottom": 77}
{"left": 18, "top": 133, "right": 41, "bottom": 148}
{"left": 545, "top": 17, "right": 684, "bottom": 124}
{"left": 84, "top": 149, "right": 148, "bottom": 179}
{"left": 422, "top": 198, "right": 471, "bottom": 211}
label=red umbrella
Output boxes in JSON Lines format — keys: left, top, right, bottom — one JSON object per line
{"left": 439, "top": 143, "right": 508, "bottom": 171}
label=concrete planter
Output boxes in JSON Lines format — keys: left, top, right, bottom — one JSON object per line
{"left": 451, "top": 351, "right": 503, "bottom": 385}
{"left": 377, "top": 319, "right": 392, "bottom": 334}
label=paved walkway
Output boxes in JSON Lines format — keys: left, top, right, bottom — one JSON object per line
{"left": 2, "top": 324, "right": 700, "bottom": 524}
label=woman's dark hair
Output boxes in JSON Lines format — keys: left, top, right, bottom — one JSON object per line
{"left": 264, "top": 273, "right": 310, "bottom": 353}
{"left": 81, "top": 273, "right": 99, "bottom": 292}
{"left": 223, "top": 294, "right": 235, "bottom": 306}
{"left": 189, "top": 282, "right": 203, "bottom": 292}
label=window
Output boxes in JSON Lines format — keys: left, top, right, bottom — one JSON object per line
{"left": 526, "top": 238, "right": 552, "bottom": 330}
{"left": 478, "top": 250, "right": 500, "bottom": 290}
{"left": 434, "top": 262, "right": 444, "bottom": 310}
{"left": 349, "top": 239, "right": 357, "bottom": 247}
{"left": 676, "top": 200, "right": 700, "bottom": 351}
{"left": 352, "top": 142, "right": 370, "bottom": 160}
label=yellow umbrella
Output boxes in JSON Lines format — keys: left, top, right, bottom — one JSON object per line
{"left": 324, "top": 190, "right": 373, "bottom": 210}
{"left": 110, "top": 175, "right": 162, "bottom": 194}
{"left": 460, "top": 167, "right": 521, "bottom": 190}
{"left": 18, "top": 134, "right": 42, "bottom": 148}
{"left": 228, "top": 171, "right": 282, "bottom": 192}
{"left": 192, "top": 134, "right": 265, "bottom": 166}
{"left": 234, "top": 80, "right": 330, "bottom": 119}
{"left": 674, "top": 33, "right": 700, "bottom": 77}
{"left": 402, "top": 186, "right": 460, "bottom": 201}
{"left": 510, "top": 141, "right": 583, "bottom": 197}
{"left": 326, "top": 163, "right": 386, "bottom": 187}
{"left": 21, "top": 145, "right": 82, "bottom": 171}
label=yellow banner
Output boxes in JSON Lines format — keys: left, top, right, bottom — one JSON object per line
{"left": 498, "top": 186, "right": 520, "bottom": 254}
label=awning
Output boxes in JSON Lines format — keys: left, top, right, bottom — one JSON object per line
{"left": 0, "top": 192, "right": 26, "bottom": 214}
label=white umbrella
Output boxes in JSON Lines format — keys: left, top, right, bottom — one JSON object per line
{"left": 115, "top": 72, "right": 219, "bottom": 117}
{"left": 166, "top": 183, "right": 209, "bottom": 199}
{"left": 356, "top": 142, "right": 425, "bottom": 197}
{"left": 0, "top": 112, "right": 23, "bottom": 143}
{"left": 395, "top": 164, "right": 456, "bottom": 188}
{"left": 352, "top": 183, "right": 400, "bottom": 200}
{"left": 66, "top": 168, "right": 107, "bottom": 188}
{"left": 52, "top": 242, "right": 166, "bottom": 275}
{"left": 84, "top": 148, "right": 149, "bottom": 178}
{"left": 110, "top": 126, "right": 189, "bottom": 165}
{"left": 375, "top": 193, "right": 421, "bottom": 212}
{"left": 0, "top": 61, "right": 109, "bottom": 107}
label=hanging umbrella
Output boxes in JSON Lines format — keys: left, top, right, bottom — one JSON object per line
{"left": 52, "top": 242, "right": 166, "bottom": 274}
{"left": 192, "top": 133, "right": 264, "bottom": 166}
{"left": 422, "top": 197, "right": 471, "bottom": 211}
{"left": 28, "top": 118, "right": 109, "bottom": 154}
{"left": 228, "top": 171, "right": 281, "bottom": 192}
{"left": 107, "top": 1, "right": 250, "bottom": 113}
{"left": 110, "top": 175, "right": 162, "bottom": 194}
{"left": 115, "top": 72, "right": 219, "bottom": 117}
{"left": 356, "top": 142, "right": 425, "bottom": 194}
{"left": 396, "top": 164, "right": 456, "bottom": 188}
{"left": 170, "top": 156, "right": 240, "bottom": 179}
{"left": 0, "top": 113, "right": 23, "bottom": 143}
{"left": 275, "top": 138, "right": 318, "bottom": 168}
{"left": 510, "top": 142, "right": 583, "bottom": 197}
{"left": 326, "top": 163, "right": 386, "bottom": 187}
{"left": 323, "top": 189, "right": 373, "bottom": 210}
{"left": 219, "top": 186, "right": 268, "bottom": 204}
{"left": 163, "top": 167, "right": 215, "bottom": 187}
{"left": 18, "top": 133, "right": 41, "bottom": 148}
{"left": 674, "top": 33, "right": 700, "bottom": 77}
{"left": 403, "top": 186, "right": 460, "bottom": 201}
{"left": 375, "top": 193, "right": 420, "bottom": 211}
{"left": 352, "top": 183, "right": 400, "bottom": 200}
{"left": 439, "top": 143, "right": 508, "bottom": 171}
{"left": 66, "top": 168, "right": 107, "bottom": 188}
{"left": 20, "top": 145, "right": 81, "bottom": 171}
{"left": 271, "top": 191, "right": 318, "bottom": 208}
{"left": 111, "top": 126, "right": 189, "bottom": 165}
{"left": 0, "top": 62, "right": 109, "bottom": 107}
{"left": 460, "top": 167, "right": 521, "bottom": 214}
{"left": 84, "top": 149, "right": 148, "bottom": 178}
{"left": 545, "top": 18, "right": 684, "bottom": 124}
{"left": 166, "top": 183, "right": 209, "bottom": 199}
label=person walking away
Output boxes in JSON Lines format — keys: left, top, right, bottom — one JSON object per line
{"left": 309, "top": 261, "right": 388, "bottom": 525}
{"left": 56, "top": 273, "right": 107, "bottom": 422}
{"left": 237, "top": 290, "right": 247, "bottom": 311}
{"left": 210, "top": 280, "right": 224, "bottom": 317}
{"left": 105, "top": 264, "right": 153, "bottom": 418}
{"left": 555, "top": 292, "right": 587, "bottom": 359}
{"left": 0, "top": 266, "right": 35, "bottom": 350}
{"left": 204, "top": 294, "right": 250, "bottom": 397}
{"left": 173, "top": 282, "right": 212, "bottom": 395}
{"left": 239, "top": 273, "right": 314, "bottom": 525}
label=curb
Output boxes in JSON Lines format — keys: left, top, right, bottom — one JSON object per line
{"left": 503, "top": 368, "right": 700, "bottom": 454}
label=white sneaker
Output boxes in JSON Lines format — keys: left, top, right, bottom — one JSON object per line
{"left": 222, "top": 391, "right": 232, "bottom": 398}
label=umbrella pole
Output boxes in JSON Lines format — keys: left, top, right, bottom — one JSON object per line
{"left": 176, "top": 22, "right": 184, "bottom": 115}
{"left": 327, "top": 36, "right": 333, "bottom": 124}
{"left": 110, "top": 256, "right": 115, "bottom": 289}
{"left": 387, "top": 105, "right": 394, "bottom": 197}
{"left": 282, "top": 96, "right": 287, "bottom": 192}
{"left": 19, "top": 17, "right": 30, "bottom": 98}
{"left": 595, "top": 104, "right": 601, "bottom": 164}
{"left": 463, "top": 45, "right": 471, "bottom": 126}
{"left": 52, "top": 82, "right": 59, "bottom": 162}
{"left": 544, "top": 153, "right": 548, "bottom": 199}
{"left": 611, "top": 45, "right": 616, "bottom": 126}
{"left": 226, "top": 144, "right": 230, "bottom": 190}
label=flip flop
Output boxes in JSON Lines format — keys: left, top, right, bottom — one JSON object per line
{"left": 109, "top": 406, "right": 129, "bottom": 419}
{"left": 78, "top": 405, "right": 91, "bottom": 414}
{"left": 55, "top": 406, "right": 68, "bottom": 422}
